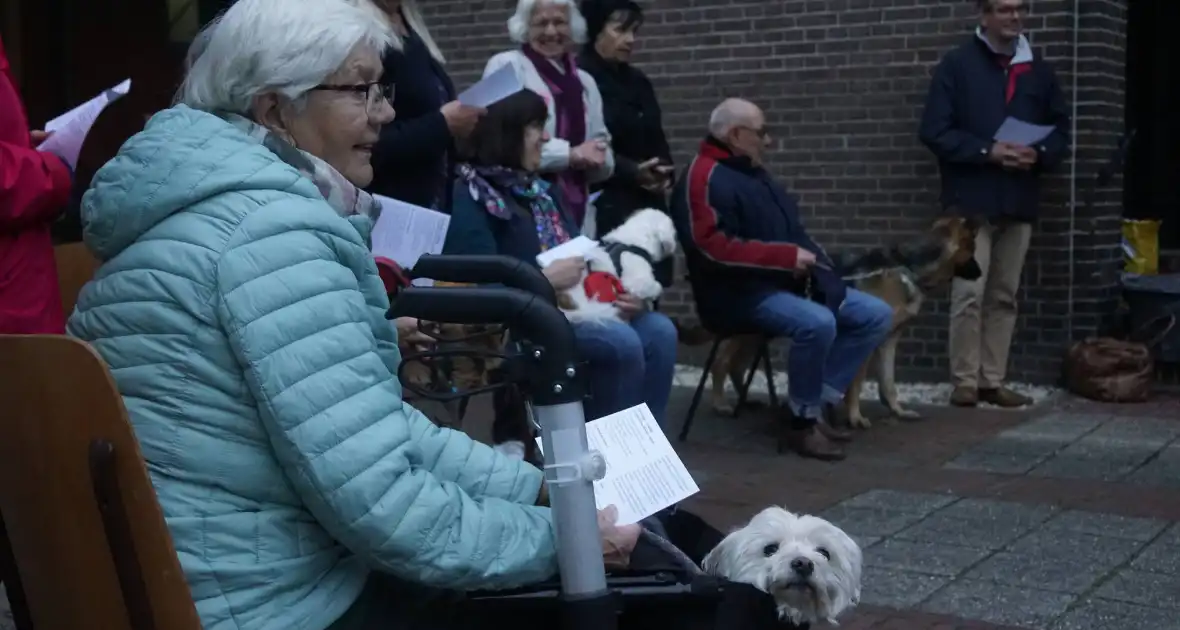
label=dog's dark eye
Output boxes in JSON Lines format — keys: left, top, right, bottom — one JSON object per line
{"left": 816, "top": 547, "right": 831, "bottom": 560}
{"left": 762, "top": 543, "right": 779, "bottom": 557}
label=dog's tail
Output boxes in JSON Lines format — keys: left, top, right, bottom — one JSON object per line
{"left": 671, "top": 318, "right": 715, "bottom": 346}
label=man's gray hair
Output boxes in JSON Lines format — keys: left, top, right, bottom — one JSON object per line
{"left": 708, "top": 99, "right": 750, "bottom": 138}
{"left": 507, "top": 0, "right": 588, "bottom": 45}
{"left": 177, "top": 0, "right": 393, "bottom": 114}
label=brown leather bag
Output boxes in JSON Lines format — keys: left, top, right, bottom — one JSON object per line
{"left": 1063, "top": 314, "right": 1175, "bottom": 402}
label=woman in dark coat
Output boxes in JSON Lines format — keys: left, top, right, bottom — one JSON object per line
{"left": 577, "top": 0, "right": 675, "bottom": 283}
{"left": 361, "top": 0, "right": 484, "bottom": 211}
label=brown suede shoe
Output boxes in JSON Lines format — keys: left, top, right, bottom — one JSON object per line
{"left": 949, "top": 386, "right": 979, "bottom": 407}
{"left": 782, "top": 426, "right": 846, "bottom": 461}
{"left": 979, "top": 387, "right": 1033, "bottom": 408}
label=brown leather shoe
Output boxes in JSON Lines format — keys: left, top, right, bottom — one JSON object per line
{"left": 817, "top": 420, "right": 853, "bottom": 443}
{"left": 783, "top": 426, "right": 846, "bottom": 461}
{"left": 949, "top": 386, "right": 978, "bottom": 407}
{"left": 979, "top": 386, "right": 1033, "bottom": 408}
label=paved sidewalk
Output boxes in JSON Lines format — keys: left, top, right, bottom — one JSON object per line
{"left": 4, "top": 389, "right": 1177, "bottom": 630}
{"left": 671, "top": 389, "right": 1180, "bottom": 629}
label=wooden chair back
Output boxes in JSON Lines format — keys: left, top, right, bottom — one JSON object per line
{"left": 0, "top": 335, "right": 200, "bottom": 630}
{"left": 53, "top": 243, "right": 100, "bottom": 316}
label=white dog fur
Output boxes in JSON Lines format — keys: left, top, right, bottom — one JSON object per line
{"left": 703, "top": 507, "right": 862, "bottom": 626}
{"left": 560, "top": 208, "right": 678, "bottom": 324}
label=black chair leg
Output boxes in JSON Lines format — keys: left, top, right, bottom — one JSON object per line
{"left": 761, "top": 340, "right": 779, "bottom": 408}
{"left": 1, "top": 512, "right": 34, "bottom": 629}
{"left": 679, "top": 337, "right": 723, "bottom": 442}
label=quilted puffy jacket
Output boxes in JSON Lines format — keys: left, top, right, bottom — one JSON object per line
{"left": 66, "top": 105, "right": 558, "bottom": 630}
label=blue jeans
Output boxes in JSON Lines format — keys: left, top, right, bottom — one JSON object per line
{"left": 745, "top": 288, "right": 892, "bottom": 421}
{"left": 573, "top": 311, "right": 678, "bottom": 427}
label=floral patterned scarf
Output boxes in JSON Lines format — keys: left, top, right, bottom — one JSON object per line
{"left": 456, "top": 163, "right": 571, "bottom": 251}
{"left": 219, "top": 113, "right": 382, "bottom": 227}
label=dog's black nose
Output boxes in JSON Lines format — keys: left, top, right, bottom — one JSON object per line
{"left": 790, "top": 557, "right": 814, "bottom": 577}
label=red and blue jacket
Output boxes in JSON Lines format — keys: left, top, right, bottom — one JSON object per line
{"left": 670, "top": 137, "right": 830, "bottom": 328}
{"left": 919, "top": 31, "right": 1070, "bottom": 221}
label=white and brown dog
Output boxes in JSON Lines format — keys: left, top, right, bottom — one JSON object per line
{"left": 557, "top": 208, "right": 678, "bottom": 324}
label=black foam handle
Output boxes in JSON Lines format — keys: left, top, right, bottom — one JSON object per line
{"left": 410, "top": 255, "right": 557, "bottom": 304}
{"left": 387, "top": 286, "right": 582, "bottom": 405}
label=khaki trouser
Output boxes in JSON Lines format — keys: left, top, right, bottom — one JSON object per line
{"left": 949, "top": 219, "right": 1033, "bottom": 389}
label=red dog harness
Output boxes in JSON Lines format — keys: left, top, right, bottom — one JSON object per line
{"left": 583, "top": 271, "right": 625, "bottom": 303}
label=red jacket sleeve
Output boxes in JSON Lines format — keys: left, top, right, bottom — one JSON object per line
{"left": 0, "top": 139, "right": 72, "bottom": 230}
{"left": 685, "top": 156, "right": 799, "bottom": 271}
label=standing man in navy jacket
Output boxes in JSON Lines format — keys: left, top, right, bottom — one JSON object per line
{"left": 671, "top": 98, "right": 893, "bottom": 461}
{"left": 919, "top": 0, "right": 1070, "bottom": 408}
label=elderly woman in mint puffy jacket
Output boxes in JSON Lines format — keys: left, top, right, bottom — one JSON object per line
{"left": 65, "top": 1, "right": 638, "bottom": 629}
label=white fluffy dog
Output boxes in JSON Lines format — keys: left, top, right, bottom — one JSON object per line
{"left": 559, "top": 208, "right": 677, "bottom": 324}
{"left": 703, "top": 507, "right": 862, "bottom": 626}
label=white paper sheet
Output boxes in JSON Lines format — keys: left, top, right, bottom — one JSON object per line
{"left": 535, "top": 404, "right": 700, "bottom": 526}
{"left": 38, "top": 79, "right": 132, "bottom": 169}
{"left": 993, "top": 116, "right": 1055, "bottom": 146}
{"left": 536, "top": 235, "right": 598, "bottom": 268}
{"left": 371, "top": 195, "right": 451, "bottom": 287}
{"left": 458, "top": 64, "right": 523, "bottom": 108}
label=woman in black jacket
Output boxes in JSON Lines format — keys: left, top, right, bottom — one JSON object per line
{"left": 577, "top": 0, "right": 675, "bottom": 284}
{"left": 360, "top": 0, "right": 484, "bottom": 211}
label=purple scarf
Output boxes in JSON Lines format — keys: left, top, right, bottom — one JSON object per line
{"left": 520, "top": 44, "right": 589, "bottom": 226}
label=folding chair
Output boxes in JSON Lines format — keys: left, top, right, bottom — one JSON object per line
{"left": 676, "top": 274, "right": 779, "bottom": 443}
{"left": 0, "top": 335, "right": 201, "bottom": 630}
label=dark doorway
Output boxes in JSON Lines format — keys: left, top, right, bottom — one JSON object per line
{"left": 1124, "top": 1, "right": 1180, "bottom": 253}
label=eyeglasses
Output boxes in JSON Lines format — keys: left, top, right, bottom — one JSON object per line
{"left": 310, "top": 81, "right": 395, "bottom": 115}
{"left": 738, "top": 125, "right": 768, "bottom": 139}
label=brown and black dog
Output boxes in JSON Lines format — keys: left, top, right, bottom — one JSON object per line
{"left": 679, "top": 216, "right": 981, "bottom": 427}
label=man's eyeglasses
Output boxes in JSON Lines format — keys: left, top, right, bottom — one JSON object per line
{"left": 310, "top": 82, "right": 395, "bottom": 115}
{"left": 738, "top": 125, "right": 768, "bottom": 139}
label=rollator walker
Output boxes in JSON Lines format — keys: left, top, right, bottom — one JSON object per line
{"left": 387, "top": 254, "right": 804, "bottom": 630}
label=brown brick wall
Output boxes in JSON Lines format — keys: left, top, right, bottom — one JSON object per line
{"left": 421, "top": 0, "right": 1128, "bottom": 385}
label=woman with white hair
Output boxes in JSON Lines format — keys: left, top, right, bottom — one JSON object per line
{"left": 484, "top": 0, "right": 614, "bottom": 232}
{"left": 349, "top": 0, "right": 485, "bottom": 211}
{"left": 65, "top": 1, "right": 638, "bottom": 628}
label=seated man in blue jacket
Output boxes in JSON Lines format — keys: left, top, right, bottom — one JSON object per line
{"left": 919, "top": 0, "right": 1069, "bottom": 408}
{"left": 670, "top": 98, "right": 893, "bottom": 461}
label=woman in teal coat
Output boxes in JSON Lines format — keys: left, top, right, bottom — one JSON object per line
{"left": 65, "top": 1, "right": 637, "bottom": 628}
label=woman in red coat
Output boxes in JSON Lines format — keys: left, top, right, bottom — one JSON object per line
{"left": 0, "top": 34, "right": 73, "bottom": 333}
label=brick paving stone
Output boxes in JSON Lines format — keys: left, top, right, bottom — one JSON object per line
{"left": 920, "top": 579, "right": 1077, "bottom": 628}
{"left": 1040, "top": 509, "right": 1170, "bottom": 542}
{"left": 1093, "top": 570, "right": 1180, "bottom": 610}
{"left": 1051, "top": 598, "right": 1180, "bottom": 630}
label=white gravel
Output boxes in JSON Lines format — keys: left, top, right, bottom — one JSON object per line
{"left": 672, "top": 364, "right": 1058, "bottom": 409}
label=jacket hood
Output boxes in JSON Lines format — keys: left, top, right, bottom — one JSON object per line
{"left": 81, "top": 105, "right": 322, "bottom": 261}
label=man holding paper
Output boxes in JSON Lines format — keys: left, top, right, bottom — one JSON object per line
{"left": 919, "top": 0, "right": 1070, "bottom": 408}
{"left": 0, "top": 34, "right": 73, "bottom": 334}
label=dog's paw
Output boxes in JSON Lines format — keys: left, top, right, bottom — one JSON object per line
{"left": 848, "top": 414, "right": 872, "bottom": 429}
{"left": 627, "top": 277, "right": 664, "bottom": 301}
{"left": 892, "top": 407, "right": 922, "bottom": 421}
{"left": 711, "top": 401, "right": 738, "bottom": 416}
{"left": 493, "top": 440, "right": 527, "bottom": 460}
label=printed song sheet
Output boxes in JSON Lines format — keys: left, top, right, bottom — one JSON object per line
{"left": 535, "top": 235, "right": 598, "bottom": 268}
{"left": 993, "top": 116, "right": 1055, "bottom": 146}
{"left": 371, "top": 195, "right": 451, "bottom": 287}
{"left": 458, "top": 64, "right": 523, "bottom": 108}
{"left": 536, "top": 404, "right": 700, "bottom": 525}
{"left": 38, "top": 79, "right": 132, "bottom": 169}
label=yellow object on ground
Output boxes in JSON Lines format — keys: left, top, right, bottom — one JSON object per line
{"left": 1122, "top": 219, "right": 1160, "bottom": 274}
